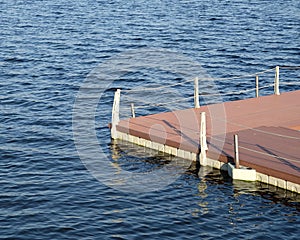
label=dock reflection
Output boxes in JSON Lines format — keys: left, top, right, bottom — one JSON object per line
{"left": 110, "top": 139, "right": 299, "bottom": 210}
{"left": 110, "top": 139, "right": 192, "bottom": 173}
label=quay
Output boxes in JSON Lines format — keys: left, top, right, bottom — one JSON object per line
{"left": 110, "top": 66, "right": 300, "bottom": 193}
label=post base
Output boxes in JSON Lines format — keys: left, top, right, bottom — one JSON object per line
{"left": 228, "top": 163, "right": 256, "bottom": 181}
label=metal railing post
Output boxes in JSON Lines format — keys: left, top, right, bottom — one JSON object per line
{"left": 255, "top": 75, "right": 259, "bottom": 98}
{"left": 200, "top": 112, "right": 208, "bottom": 165}
{"left": 234, "top": 134, "right": 240, "bottom": 169}
{"left": 131, "top": 103, "right": 135, "bottom": 118}
{"left": 194, "top": 77, "right": 200, "bottom": 108}
{"left": 274, "top": 66, "right": 280, "bottom": 95}
{"left": 111, "top": 89, "right": 121, "bottom": 139}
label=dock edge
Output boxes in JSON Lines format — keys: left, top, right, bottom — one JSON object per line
{"left": 114, "top": 130, "right": 300, "bottom": 194}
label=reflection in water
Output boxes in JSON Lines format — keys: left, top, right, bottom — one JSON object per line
{"left": 111, "top": 139, "right": 300, "bottom": 211}
{"left": 110, "top": 139, "right": 183, "bottom": 172}
{"left": 194, "top": 166, "right": 213, "bottom": 216}
{"left": 111, "top": 139, "right": 121, "bottom": 161}
{"left": 109, "top": 140, "right": 124, "bottom": 186}
{"left": 232, "top": 180, "right": 300, "bottom": 210}
{"left": 108, "top": 139, "right": 193, "bottom": 191}
{"left": 196, "top": 181, "right": 209, "bottom": 216}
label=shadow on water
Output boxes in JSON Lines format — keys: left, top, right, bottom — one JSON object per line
{"left": 110, "top": 139, "right": 300, "bottom": 211}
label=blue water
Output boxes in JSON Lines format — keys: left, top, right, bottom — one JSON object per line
{"left": 1, "top": 0, "right": 300, "bottom": 239}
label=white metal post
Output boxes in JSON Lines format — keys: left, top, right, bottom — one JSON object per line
{"left": 131, "top": 103, "right": 135, "bottom": 118}
{"left": 234, "top": 134, "right": 240, "bottom": 169}
{"left": 255, "top": 75, "right": 259, "bottom": 98}
{"left": 274, "top": 66, "right": 280, "bottom": 95}
{"left": 111, "top": 89, "right": 121, "bottom": 139}
{"left": 200, "top": 112, "right": 208, "bottom": 166}
{"left": 194, "top": 77, "right": 200, "bottom": 108}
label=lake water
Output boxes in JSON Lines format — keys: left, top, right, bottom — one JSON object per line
{"left": 1, "top": 0, "right": 300, "bottom": 239}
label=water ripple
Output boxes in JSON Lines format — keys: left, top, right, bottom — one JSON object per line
{"left": 1, "top": 0, "right": 300, "bottom": 239}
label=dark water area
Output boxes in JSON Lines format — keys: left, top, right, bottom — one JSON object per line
{"left": 1, "top": 0, "right": 300, "bottom": 239}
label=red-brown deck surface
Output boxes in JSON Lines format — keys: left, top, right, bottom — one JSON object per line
{"left": 117, "top": 90, "right": 300, "bottom": 184}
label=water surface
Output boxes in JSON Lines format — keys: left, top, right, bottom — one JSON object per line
{"left": 1, "top": 0, "right": 300, "bottom": 239}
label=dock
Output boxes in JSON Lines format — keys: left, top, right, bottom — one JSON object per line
{"left": 110, "top": 66, "right": 300, "bottom": 193}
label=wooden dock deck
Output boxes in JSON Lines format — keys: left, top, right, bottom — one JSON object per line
{"left": 111, "top": 85, "right": 300, "bottom": 193}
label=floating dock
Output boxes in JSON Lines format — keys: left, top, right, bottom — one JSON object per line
{"left": 110, "top": 67, "right": 300, "bottom": 193}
